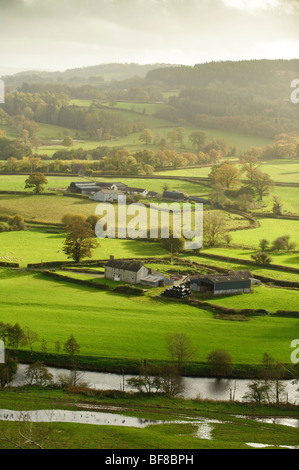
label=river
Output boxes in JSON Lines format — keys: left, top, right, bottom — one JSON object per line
{"left": 13, "top": 364, "right": 299, "bottom": 404}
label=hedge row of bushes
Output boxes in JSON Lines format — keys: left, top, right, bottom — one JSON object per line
{"left": 183, "top": 297, "right": 269, "bottom": 317}
{"left": 251, "top": 212, "right": 299, "bottom": 221}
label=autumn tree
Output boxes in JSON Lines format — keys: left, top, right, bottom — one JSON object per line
{"left": 63, "top": 217, "right": 99, "bottom": 263}
{"left": 62, "top": 135, "right": 74, "bottom": 148}
{"left": 272, "top": 196, "right": 282, "bottom": 215}
{"left": 246, "top": 169, "right": 274, "bottom": 201}
{"left": 188, "top": 131, "right": 207, "bottom": 151}
{"left": 213, "top": 163, "right": 241, "bottom": 189}
{"left": 139, "top": 128, "right": 153, "bottom": 145}
{"left": 24, "top": 172, "right": 48, "bottom": 195}
{"left": 203, "top": 212, "right": 226, "bottom": 247}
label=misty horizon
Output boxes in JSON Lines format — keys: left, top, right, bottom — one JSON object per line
{"left": 1, "top": 0, "right": 298, "bottom": 73}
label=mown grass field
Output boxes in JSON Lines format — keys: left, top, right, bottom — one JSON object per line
{"left": 0, "top": 268, "right": 297, "bottom": 365}
{"left": 0, "top": 388, "right": 298, "bottom": 449}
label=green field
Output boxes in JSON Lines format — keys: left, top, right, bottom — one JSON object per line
{"left": 202, "top": 247, "right": 299, "bottom": 269}
{"left": 0, "top": 174, "right": 208, "bottom": 196}
{"left": 251, "top": 186, "right": 299, "bottom": 215}
{"left": 69, "top": 99, "right": 94, "bottom": 107}
{"left": 156, "top": 159, "right": 299, "bottom": 182}
{"left": 0, "top": 231, "right": 167, "bottom": 266}
{"left": 206, "top": 285, "right": 299, "bottom": 313}
{"left": 229, "top": 218, "right": 299, "bottom": 248}
{"left": 181, "top": 253, "right": 299, "bottom": 283}
{"left": 102, "top": 101, "right": 162, "bottom": 115}
{"left": 0, "top": 269, "right": 296, "bottom": 365}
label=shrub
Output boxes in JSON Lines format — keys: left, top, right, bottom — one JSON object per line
{"left": 251, "top": 251, "right": 272, "bottom": 265}
{"left": 113, "top": 285, "right": 144, "bottom": 296}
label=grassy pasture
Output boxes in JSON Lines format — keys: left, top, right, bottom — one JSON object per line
{"left": 181, "top": 253, "right": 299, "bottom": 283}
{"left": 206, "top": 285, "right": 299, "bottom": 313}
{"left": 0, "top": 268, "right": 297, "bottom": 364}
{"left": 102, "top": 101, "right": 162, "bottom": 115}
{"left": 202, "top": 247, "right": 299, "bottom": 269}
{"left": 229, "top": 218, "right": 299, "bottom": 248}
{"left": 0, "top": 231, "right": 167, "bottom": 266}
{"left": 69, "top": 99, "right": 94, "bottom": 107}
{"left": 251, "top": 186, "right": 299, "bottom": 215}
{"left": 0, "top": 174, "right": 208, "bottom": 196}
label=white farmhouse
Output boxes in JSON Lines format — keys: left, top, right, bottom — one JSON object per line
{"left": 93, "top": 189, "right": 126, "bottom": 202}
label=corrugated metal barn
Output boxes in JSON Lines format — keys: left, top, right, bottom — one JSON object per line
{"left": 190, "top": 273, "right": 251, "bottom": 296}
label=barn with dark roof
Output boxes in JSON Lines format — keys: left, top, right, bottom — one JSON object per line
{"left": 190, "top": 272, "right": 251, "bottom": 296}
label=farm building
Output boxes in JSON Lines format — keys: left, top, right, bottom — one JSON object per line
{"left": 188, "top": 196, "right": 210, "bottom": 205}
{"left": 112, "top": 182, "right": 128, "bottom": 190}
{"left": 93, "top": 189, "right": 126, "bottom": 202}
{"left": 105, "top": 256, "right": 171, "bottom": 286}
{"left": 163, "top": 190, "right": 185, "bottom": 201}
{"left": 147, "top": 191, "right": 160, "bottom": 198}
{"left": 105, "top": 256, "right": 149, "bottom": 284}
{"left": 190, "top": 272, "right": 251, "bottom": 296}
{"left": 68, "top": 181, "right": 117, "bottom": 194}
{"left": 124, "top": 187, "right": 148, "bottom": 197}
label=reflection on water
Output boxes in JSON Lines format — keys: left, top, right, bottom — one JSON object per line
{"left": 0, "top": 409, "right": 164, "bottom": 428}
{"left": 0, "top": 409, "right": 227, "bottom": 440}
{"left": 13, "top": 364, "right": 299, "bottom": 404}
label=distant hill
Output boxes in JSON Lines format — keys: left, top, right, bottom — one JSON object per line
{"left": 2, "top": 63, "right": 178, "bottom": 86}
{"left": 146, "top": 59, "right": 299, "bottom": 99}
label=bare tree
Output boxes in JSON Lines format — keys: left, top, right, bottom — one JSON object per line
{"left": 22, "top": 327, "right": 39, "bottom": 357}
{"left": 0, "top": 411, "right": 54, "bottom": 449}
{"left": 166, "top": 333, "right": 196, "bottom": 368}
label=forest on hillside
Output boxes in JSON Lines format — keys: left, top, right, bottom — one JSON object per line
{"left": 1, "top": 60, "right": 299, "bottom": 139}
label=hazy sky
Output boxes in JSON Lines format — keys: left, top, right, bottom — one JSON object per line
{"left": 1, "top": 0, "right": 299, "bottom": 72}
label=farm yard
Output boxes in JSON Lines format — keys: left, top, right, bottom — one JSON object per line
{"left": 0, "top": 269, "right": 297, "bottom": 366}
{"left": 0, "top": 67, "right": 298, "bottom": 392}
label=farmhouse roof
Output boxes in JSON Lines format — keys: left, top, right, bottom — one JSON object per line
{"left": 188, "top": 196, "right": 210, "bottom": 204}
{"left": 106, "top": 258, "right": 145, "bottom": 272}
{"left": 125, "top": 187, "right": 147, "bottom": 193}
{"left": 112, "top": 182, "right": 128, "bottom": 188}
{"left": 96, "top": 189, "right": 124, "bottom": 195}
{"left": 190, "top": 272, "right": 251, "bottom": 285}
{"left": 163, "top": 190, "right": 185, "bottom": 199}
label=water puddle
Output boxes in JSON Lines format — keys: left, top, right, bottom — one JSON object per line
{"left": 235, "top": 415, "right": 299, "bottom": 428}
{"left": 0, "top": 409, "right": 226, "bottom": 441}
{"left": 0, "top": 409, "right": 163, "bottom": 428}
{"left": 246, "top": 443, "right": 299, "bottom": 450}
